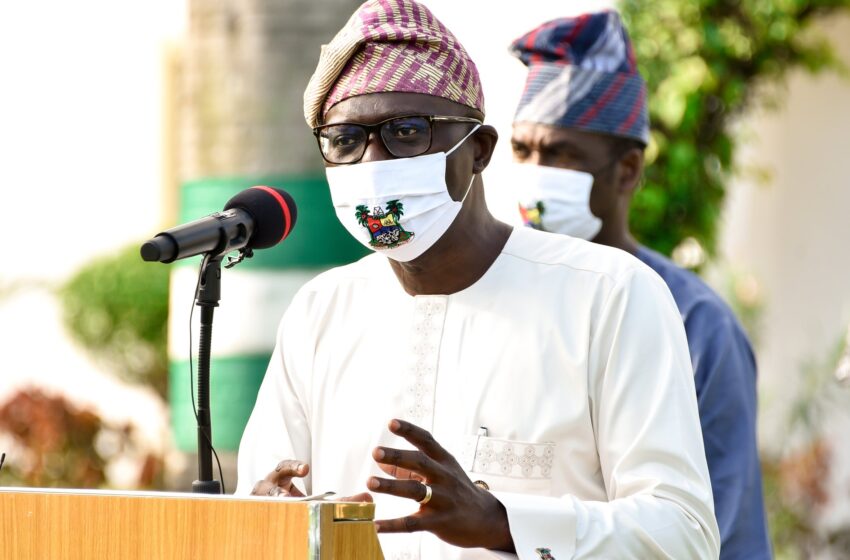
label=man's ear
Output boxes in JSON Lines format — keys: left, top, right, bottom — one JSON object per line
{"left": 617, "top": 148, "right": 644, "bottom": 194}
{"left": 472, "top": 125, "right": 499, "bottom": 174}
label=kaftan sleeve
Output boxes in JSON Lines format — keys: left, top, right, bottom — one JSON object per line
{"left": 493, "top": 266, "right": 720, "bottom": 559}
{"left": 235, "top": 292, "right": 314, "bottom": 496}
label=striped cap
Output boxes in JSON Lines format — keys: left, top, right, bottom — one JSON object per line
{"left": 510, "top": 11, "right": 649, "bottom": 144}
{"left": 303, "top": 0, "right": 485, "bottom": 128}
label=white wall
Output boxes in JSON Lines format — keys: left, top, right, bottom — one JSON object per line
{"left": 0, "top": 0, "right": 184, "bottom": 280}
{"left": 721, "top": 15, "right": 850, "bottom": 446}
{"left": 0, "top": 0, "right": 186, "bottom": 453}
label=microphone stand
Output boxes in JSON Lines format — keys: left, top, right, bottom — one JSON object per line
{"left": 192, "top": 254, "right": 223, "bottom": 494}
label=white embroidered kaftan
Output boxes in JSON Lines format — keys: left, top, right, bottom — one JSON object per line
{"left": 236, "top": 227, "right": 720, "bottom": 560}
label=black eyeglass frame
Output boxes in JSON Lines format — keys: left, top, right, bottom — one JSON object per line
{"left": 312, "top": 114, "right": 483, "bottom": 164}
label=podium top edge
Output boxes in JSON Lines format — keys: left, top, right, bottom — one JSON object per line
{"left": 0, "top": 486, "right": 366, "bottom": 507}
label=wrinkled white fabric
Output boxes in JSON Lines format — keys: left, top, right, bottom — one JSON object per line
{"left": 236, "top": 227, "right": 720, "bottom": 560}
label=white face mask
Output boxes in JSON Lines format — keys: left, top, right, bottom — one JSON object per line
{"left": 325, "top": 125, "right": 480, "bottom": 262}
{"left": 513, "top": 163, "right": 602, "bottom": 241}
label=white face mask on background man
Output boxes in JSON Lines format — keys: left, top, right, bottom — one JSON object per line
{"left": 512, "top": 163, "right": 602, "bottom": 241}
{"left": 325, "top": 125, "right": 480, "bottom": 262}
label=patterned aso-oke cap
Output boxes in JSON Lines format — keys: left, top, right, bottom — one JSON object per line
{"left": 510, "top": 10, "right": 649, "bottom": 145}
{"left": 303, "top": 0, "right": 485, "bottom": 128}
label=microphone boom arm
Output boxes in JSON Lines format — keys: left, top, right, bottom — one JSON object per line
{"left": 192, "top": 254, "right": 223, "bottom": 495}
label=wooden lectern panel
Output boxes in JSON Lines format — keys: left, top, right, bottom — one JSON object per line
{"left": 0, "top": 488, "right": 383, "bottom": 560}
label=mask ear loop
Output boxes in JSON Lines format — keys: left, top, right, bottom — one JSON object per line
{"left": 445, "top": 123, "right": 482, "bottom": 204}
{"left": 445, "top": 123, "right": 482, "bottom": 156}
{"left": 460, "top": 173, "right": 476, "bottom": 203}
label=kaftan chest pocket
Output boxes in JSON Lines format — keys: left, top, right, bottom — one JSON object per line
{"left": 460, "top": 434, "right": 555, "bottom": 495}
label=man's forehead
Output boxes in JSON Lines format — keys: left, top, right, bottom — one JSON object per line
{"left": 323, "top": 92, "right": 471, "bottom": 124}
{"left": 513, "top": 122, "right": 578, "bottom": 145}
{"left": 512, "top": 122, "right": 606, "bottom": 151}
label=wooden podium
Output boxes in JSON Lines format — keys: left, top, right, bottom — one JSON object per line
{"left": 0, "top": 487, "right": 384, "bottom": 559}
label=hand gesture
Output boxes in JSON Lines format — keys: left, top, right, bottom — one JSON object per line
{"left": 251, "top": 459, "right": 372, "bottom": 502}
{"left": 368, "top": 419, "right": 514, "bottom": 552}
{"left": 251, "top": 459, "right": 310, "bottom": 497}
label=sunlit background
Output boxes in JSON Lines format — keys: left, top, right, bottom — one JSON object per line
{"left": 1, "top": 1, "right": 849, "bottom": 557}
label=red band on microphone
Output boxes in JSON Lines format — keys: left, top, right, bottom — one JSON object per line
{"left": 252, "top": 185, "right": 292, "bottom": 243}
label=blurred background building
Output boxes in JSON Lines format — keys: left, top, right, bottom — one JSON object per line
{"left": 1, "top": 0, "right": 849, "bottom": 557}
{"left": 165, "top": 0, "right": 367, "bottom": 486}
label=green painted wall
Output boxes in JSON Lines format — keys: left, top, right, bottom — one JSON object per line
{"left": 170, "top": 355, "right": 270, "bottom": 451}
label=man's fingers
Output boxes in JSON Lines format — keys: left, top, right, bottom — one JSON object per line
{"left": 377, "top": 462, "right": 425, "bottom": 482}
{"left": 263, "top": 459, "right": 309, "bottom": 489}
{"left": 373, "top": 447, "right": 441, "bottom": 480}
{"left": 251, "top": 480, "right": 302, "bottom": 497}
{"left": 375, "top": 515, "right": 426, "bottom": 534}
{"left": 338, "top": 492, "right": 373, "bottom": 503}
{"left": 388, "top": 419, "right": 450, "bottom": 462}
{"left": 367, "top": 476, "right": 432, "bottom": 502}
{"left": 285, "top": 484, "right": 306, "bottom": 497}
{"left": 251, "top": 480, "right": 274, "bottom": 496}
{"left": 266, "top": 459, "right": 309, "bottom": 481}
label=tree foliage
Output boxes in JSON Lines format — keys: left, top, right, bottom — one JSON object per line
{"left": 59, "top": 245, "right": 170, "bottom": 397}
{"left": 620, "top": 0, "right": 850, "bottom": 256}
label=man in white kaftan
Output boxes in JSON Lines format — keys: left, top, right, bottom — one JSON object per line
{"left": 236, "top": 1, "right": 720, "bottom": 558}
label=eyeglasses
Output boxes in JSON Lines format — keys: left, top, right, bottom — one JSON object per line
{"left": 313, "top": 115, "right": 483, "bottom": 165}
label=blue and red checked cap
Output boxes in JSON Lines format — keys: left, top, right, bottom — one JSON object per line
{"left": 510, "top": 10, "right": 649, "bottom": 145}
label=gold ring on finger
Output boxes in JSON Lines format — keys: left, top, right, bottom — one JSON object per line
{"left": 418, "top": 483, "right": 433, "bottom": 505}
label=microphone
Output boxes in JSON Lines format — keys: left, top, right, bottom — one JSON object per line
{"left": 140, "top": 186, "right": 297, "bottom": 263}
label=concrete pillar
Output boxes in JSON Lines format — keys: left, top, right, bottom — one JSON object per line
{"left": 168, "top": 0, "right": 364, "bottom": 462}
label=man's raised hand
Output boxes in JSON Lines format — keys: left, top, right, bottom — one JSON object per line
{"left": 368, "top": 419, "right": 515, "bottom": 552}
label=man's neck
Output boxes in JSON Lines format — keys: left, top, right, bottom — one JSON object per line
{"left": 388, "top": 203, "right": 513, "bottom": 296}
{"left": 591, "top": 222, "right": 639, "bottom": 256}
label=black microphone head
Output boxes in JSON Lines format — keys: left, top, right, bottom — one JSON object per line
{"left": 224, "top": 186, "right": 297, "bottom": 249}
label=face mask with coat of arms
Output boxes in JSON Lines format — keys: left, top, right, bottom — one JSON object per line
{"left": 325, "top": 125, "right": 479, "bottom": 263}
{"left": 513, "top": 163, "right": 602, "bottom": 241}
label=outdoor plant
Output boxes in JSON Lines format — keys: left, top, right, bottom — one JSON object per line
{"left": 59, "top": 245, "right": 170, "bottom": 397}
{"left": 0, "top": 388, "right": 163, "bottom": 489}
{"left": 621, "top": 0, "right": 850, "bottom": 256}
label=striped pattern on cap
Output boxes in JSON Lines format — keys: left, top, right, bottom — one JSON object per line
{"left": 303, "top": 0, "right": 484, "bottom": 128}
{"left": 510, "top": 10, "right": 649, "bottom": 145}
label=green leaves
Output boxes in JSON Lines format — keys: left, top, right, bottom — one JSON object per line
{"left": 59, "top": 245, "right": 170, "bottom": 397}
{"left": 386, "top": 199, "right": 405, "bottom": 220}
{"left": 620, "top": 0, "right": 849, "bottom": 257}
{"left": 356, "top": 204, "right": 370, "bottom": 226}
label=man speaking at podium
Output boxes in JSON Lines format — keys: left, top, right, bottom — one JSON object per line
{"left": 236, "top": 1, "right": 720, "bottom": 558}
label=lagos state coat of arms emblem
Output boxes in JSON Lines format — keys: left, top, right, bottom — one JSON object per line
{"left": 519, "top": 200, "right": 545, "bottom": 230}
{"left": 355, "top": 200, "right": 414, "bottom": 249}
{"left": 535, "top": 547, "right": 556, "bottom": 559}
